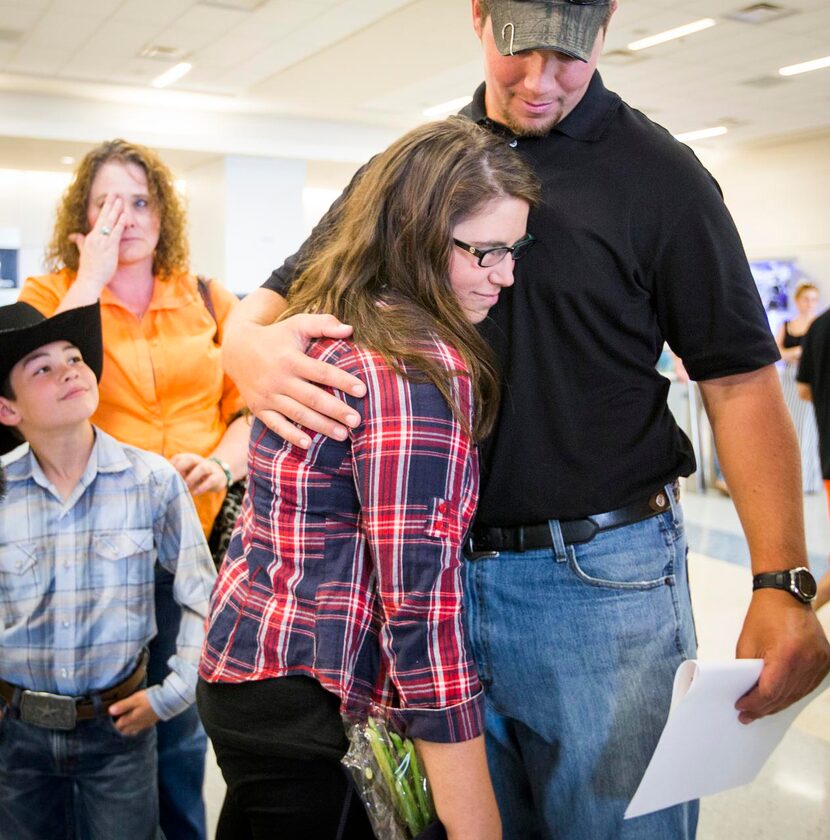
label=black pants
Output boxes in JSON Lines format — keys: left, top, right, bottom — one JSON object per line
{"left": 197, "top": 677, "right": 375, "bottom": 840}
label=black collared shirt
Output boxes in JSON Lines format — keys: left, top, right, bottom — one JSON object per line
{"left": 265, "top": 72, "right": 778, "bottom": 524}
{"left": 798, "top": 311, "right": 830, "bottom": 479}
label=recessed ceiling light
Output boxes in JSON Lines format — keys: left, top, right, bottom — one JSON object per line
{"left": 628, "top": 18, "right": 716, "bottom": 52}
{"left": 726, "top": 3, "right": 795, "bottom": 25}
{"left": 198, "top": 0, "right": 266, "bottom": 10}
{"left": 673, "top": 126, "right": 728, "bottom": 143}
{"left": 139, "top": 44, "right": 188, "bottom": 62}
{"left": 600, "top": 49, "right": 645, "bottom": 66}
{"left": 151, "top": 62, "right": 193, "bottom": 89}
{"left": 423, "top": 96, "right": 472, "bottom": 118}
{"left": 60, "top": 156, "right": 75, "bottom": 166}
{"left": 741, "top": 74, "right": 788, "bottom": 88}
{"left": 779, "top": 55, "right": 830, "bottom": 76}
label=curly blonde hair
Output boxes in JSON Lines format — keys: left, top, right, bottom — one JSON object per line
{"left": 46, "top": 139, "right": 188, "bottom": 276}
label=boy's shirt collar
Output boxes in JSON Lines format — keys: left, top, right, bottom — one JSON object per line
{"left": 3, "top": 427, "right": 133, "bottom": 508}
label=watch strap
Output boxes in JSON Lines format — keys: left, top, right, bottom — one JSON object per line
{"left": 752, "top": 570, "right": 790, "bottom": 591}
{"left": 752, "top": 567, "right": 816, "bottom": 603}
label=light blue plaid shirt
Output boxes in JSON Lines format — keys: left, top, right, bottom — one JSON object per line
{"left": 0, "top": 428, "right": 216, "bottom": 720}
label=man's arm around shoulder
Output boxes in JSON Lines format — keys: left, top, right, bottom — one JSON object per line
{"left": 222, "top": 287, "right": 366, "bottom": 446}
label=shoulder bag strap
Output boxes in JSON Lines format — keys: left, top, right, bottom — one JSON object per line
{"left": 196, "top": 275, "right": 220, "bottom": 345}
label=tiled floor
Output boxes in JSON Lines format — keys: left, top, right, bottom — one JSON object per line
{"left": 685, "top": 484, "right": 830, "bottom": 839}
{"left": 203, "top": 482, "right": 830, "bottom": 837}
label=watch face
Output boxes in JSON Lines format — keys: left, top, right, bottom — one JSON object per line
{"left": 795, "top": 569, "right": 818, "bottom": 600}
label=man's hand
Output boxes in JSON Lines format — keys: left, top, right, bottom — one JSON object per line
{"left": 108, "top": 689, "right": 160, "bottom": 736}
{"left": 222, "top": 289, "right": 366, "bottom": 448}
{"left": 735, "top": 588, "right": 830, "bottom": 723}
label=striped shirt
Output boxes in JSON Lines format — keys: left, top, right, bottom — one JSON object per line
{"left": 200, "top": 337, "right": 484, "bottom": 743}
{"left": 0, "top": 429, "right": 216, "bottom": 720}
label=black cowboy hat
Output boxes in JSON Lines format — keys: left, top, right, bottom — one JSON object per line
{"left": 0, "top": 301, "right": 103, "bottom": 456}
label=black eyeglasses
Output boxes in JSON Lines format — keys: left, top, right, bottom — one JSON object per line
{"left": 453, "top": 233, "right": 536, "bottom": 268}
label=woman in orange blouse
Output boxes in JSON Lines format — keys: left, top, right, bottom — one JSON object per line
{"left": 19, "top": 139, "right": 247, "bottom": 538}
{"left": 18, "top": 138, "right": 247, "bottom": 840}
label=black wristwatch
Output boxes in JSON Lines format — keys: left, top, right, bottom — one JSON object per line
{"left": 752, "top": 567, "right": 817, "bottom": 604}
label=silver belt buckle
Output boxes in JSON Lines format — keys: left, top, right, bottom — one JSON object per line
{"left": 463, "top": 536, "right": 499, "bottom": 561}
{"left": 19, "top": 690, "right": 77, "bottom": 730}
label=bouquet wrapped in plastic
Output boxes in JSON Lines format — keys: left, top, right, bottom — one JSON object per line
{"left": 342, "top": 716, "right": 445, "bottom": 840}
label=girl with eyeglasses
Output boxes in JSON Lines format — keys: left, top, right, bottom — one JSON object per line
{"left": 197, "top": 116, "right": 539, "bottom": 840}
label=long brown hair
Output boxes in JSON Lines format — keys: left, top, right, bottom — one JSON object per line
{"left": 46, "top": 139, "right": 188, "bottom": 277}
{"left": 284, "top": 117, "right": 540, "bottom": 440}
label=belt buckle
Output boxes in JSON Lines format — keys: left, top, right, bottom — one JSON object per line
{"left": 563, "top": 518, "right": 599, "bottom": 545}
{"left": 19, "top": 690, "right": 77, "bottom": 730}
{"left": 464, "top": 536, "right": 499, "bottom": 561}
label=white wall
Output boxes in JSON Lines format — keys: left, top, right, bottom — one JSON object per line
{"left": 0, "top": 169, "right": 70, "bottom": 305}
{"left": 184, "top": 157, "right": 227, "bottom": 284}
{"left": 223, "top": 156, "right": 306, "bottom": 296}
{"left": 185, "top": 155, "right": 307, "bottom": 296}
{"left": 697, "top": 129, "right": 830, "bottom": 295}
{"left": 185, "top": 156, "right": 358, "bottom": 295}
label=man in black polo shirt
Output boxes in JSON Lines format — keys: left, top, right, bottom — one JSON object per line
{"left": 221, "top": 1, "right": 830, "bottom": 837}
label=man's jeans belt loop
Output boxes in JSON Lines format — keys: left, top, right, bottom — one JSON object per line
{"left": 0, "top": 649, "right": 149, "bottom": 731}
{"left": 466, "top": 481, "right": 679, "bottom": 557}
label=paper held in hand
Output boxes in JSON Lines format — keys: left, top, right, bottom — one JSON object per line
{"left": 625, "top": 659, "right": 830, "bottom": 820}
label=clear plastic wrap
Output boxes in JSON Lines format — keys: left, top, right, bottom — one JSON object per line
{"left": 342, "top": 715, "right": 440, "bottom": 840}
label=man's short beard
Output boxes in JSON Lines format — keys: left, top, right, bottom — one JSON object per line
{"left": 498, "top": 108, "right": 562, "bottom": 138}
{"left": 504, "top": 116, "right": 558, "bottom": 138}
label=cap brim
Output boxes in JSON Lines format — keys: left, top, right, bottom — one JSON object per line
{"left": 490, "top": 1, "right": 609, "bottom": 62}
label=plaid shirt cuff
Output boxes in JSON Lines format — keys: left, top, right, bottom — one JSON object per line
{"left": 388, "top": 689, "right": 485, "bottom": 743}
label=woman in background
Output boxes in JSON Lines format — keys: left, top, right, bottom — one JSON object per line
{"left": 776, "top": 281, "right": 822, "bottom": 493}
{"left": 198, "top": 117, "right": 539, "bottom": 840}
{"left": 18, "top": 139, "right": 247, "bottom": 840}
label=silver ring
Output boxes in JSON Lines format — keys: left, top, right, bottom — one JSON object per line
{"left": 100, "top": 226, "right": 111, "bottom": 236}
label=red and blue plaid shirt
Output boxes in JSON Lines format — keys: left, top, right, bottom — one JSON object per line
{"left": 200, "top": 337, "right": 484, "bottom": 742}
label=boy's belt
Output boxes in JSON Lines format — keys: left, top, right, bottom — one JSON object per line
{"left": 0, "top": 649, "right": 148, "bottom": 730}
{"left": 466, "top": 482, "right": 679, "bottom": 556}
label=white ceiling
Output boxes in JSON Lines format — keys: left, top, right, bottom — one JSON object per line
{"left": 0, "top": 0, "right": 828, "bottom": 173}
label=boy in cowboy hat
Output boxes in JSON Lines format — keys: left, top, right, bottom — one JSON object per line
{"left": 0, "top": 301, "right": 215, "bottom": 840}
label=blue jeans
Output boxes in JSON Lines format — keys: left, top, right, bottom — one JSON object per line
{"left": 0, "top": 700, "right": 160, "bottom": 840}
{"left": 149, "top": 565, "right": 208, "bottom": 840}
{"left": 462, "top": 492, "right": 699, "bottom": 840}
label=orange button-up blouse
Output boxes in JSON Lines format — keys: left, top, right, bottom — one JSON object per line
{"left": 19, "top": 268, "right": 245, "bottom": 536}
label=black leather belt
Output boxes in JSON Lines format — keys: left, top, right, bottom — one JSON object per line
{"left": 466, "top": 482, "right": 679, "bottom": 557}
{"left": 0, "top": 649, "right": 148, "bottom": 730}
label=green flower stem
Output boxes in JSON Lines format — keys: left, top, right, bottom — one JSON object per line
{"left": 405, "top": 738, "right": 431, "bottom": 825}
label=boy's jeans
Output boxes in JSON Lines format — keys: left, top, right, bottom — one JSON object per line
{"left": 462, "top": 491, "right": 699, "bottom": 840}
{"left": 150, "top": 565, "right": 208, "bottom": 840}
{"left": 0, "top": 703, "right": 160, "bottom": 840}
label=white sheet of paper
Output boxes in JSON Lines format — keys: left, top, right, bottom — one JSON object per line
{"left": 624, "top": 659, "right": 830, "bottom": 820}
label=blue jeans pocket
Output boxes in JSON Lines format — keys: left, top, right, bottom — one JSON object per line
{"left": 566, "top": 512, "right": 678, "bottom": 590}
